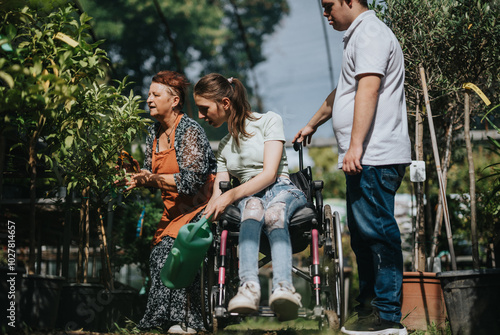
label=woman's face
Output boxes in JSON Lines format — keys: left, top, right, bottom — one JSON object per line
{"left": 147, "top": 82, "right": 179, "bottom": 120}
{"left": 194, "top": 94, "right": 229, "bottom": 128}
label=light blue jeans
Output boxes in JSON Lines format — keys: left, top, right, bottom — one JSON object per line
{"left": 345, "top": 164, "right": 406, "bottom": 323}
{"left": 237, "top": 177, "right": 307, "bottom": 291}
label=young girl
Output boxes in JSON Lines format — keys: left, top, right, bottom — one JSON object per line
{"left": 194, "top": 73, "right": 307, "bottom": 321}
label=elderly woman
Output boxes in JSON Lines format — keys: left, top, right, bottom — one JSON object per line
{"left": 121, "top": 70, "right": 216, "bottom": 333}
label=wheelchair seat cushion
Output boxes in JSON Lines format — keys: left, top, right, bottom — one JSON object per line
{"left": 220, "top": 202, "right": 316, "bottom": 234}
{"left": 219, "top": 203, "right": 316, "bottom": 254}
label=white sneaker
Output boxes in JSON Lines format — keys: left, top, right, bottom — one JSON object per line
{"left": 167, "top": 324, "right": 197, "bottom": 334}
{"left": 227, "top": 281, "right": 261, "bottom": 314}
{"left": 269, "top": 283, "right": 302, "bottom": 321}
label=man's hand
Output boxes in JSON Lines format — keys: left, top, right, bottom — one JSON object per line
{"left": 342, "top": 145, "right": 363, "bottom": 175}
{"left": 293, "top": 125, "right": 316, "bottom": 147}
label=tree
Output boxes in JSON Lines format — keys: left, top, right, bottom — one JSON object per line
{"left": 1, "top": 2, "right": 108, "bottom": 273}
{"left": 377, "top": 0, "right": 500, "bottom": 269}
{"left": 77, "top": 0, "right": 289, "bottom": 123}
{"left": 308, "top": 147, "right": 346, "bottom": 199}
{"left": 1, "top": 3, "right": 151, "bottom": 283}
{"left": 52, "top": 79, "right": 150, "bottom": 284}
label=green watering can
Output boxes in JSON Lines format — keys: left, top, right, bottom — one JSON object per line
{"left": 160, "top": 215, "right": 213, "bottom": 289}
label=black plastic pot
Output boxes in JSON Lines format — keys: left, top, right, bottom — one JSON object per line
{"left": 56, "top": 283, "right": 109, "bottom": 332}
{"left": 20, "top": 274, "right": 65, "bottom": 330}
{"left": 437, "top": 269, "right": 500, "bottom": 335}
{"left": 0, "top": 267, "right": 25, "bottom": 331}
{"left": 105, "top": 289, "right": 145, "bottom": 330}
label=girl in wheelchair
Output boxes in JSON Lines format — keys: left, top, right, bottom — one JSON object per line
{"left": 194, "top": 73, "right": 307, "bottom": 321}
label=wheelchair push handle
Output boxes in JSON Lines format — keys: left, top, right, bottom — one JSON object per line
{"left": 293, "top": 141, "right": 304, "bottom": 171}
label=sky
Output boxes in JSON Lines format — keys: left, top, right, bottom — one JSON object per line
{"left": 251, "top": 0, "right": 345, "bottom": 142}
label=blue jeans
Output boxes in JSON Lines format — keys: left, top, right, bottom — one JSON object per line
{"left": 345, "top": 165, "right": 406, "bottom": 323}
{"left": 237, "top": 177, "right": 307, "bottom": 291}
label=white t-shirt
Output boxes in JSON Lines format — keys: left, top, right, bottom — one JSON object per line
{"left": 217, "top": 111, "right": 289, "bottom": 184}
{"left": 332, "top": 10, "right": 411, "bottom": 168}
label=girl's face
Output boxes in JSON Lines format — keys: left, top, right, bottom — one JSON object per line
{"left": 194, "top": 94, "right": 229, "bottom": 128}
{"left": 147, "top": 82, "right": 179, "bottom": 120}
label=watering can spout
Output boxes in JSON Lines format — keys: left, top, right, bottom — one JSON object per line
{"left": 160, "top": 216, "right": 213, "bottom": 289}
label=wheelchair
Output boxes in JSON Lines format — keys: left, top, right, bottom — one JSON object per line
{"left": 200, "top": 142, "right": 345, "bottom": 332}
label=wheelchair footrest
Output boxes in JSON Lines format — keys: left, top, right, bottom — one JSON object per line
{"left": 228, "top": 306, "right": 309, "bottom": 319}
{"left": 215, "top": 306, "right": 226, "bottom": 318}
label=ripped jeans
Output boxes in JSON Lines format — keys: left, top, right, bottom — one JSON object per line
{"left": 236, "top": 177, "right": 307, "bottom": 291}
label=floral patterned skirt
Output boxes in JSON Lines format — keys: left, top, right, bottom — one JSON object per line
{"left": 137, "top": 235, "right": 206, "bottom": 331}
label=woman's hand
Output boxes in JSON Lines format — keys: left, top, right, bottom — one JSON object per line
{"left": 122, "top": 158, "right": 140, "bottom": 173}
{"left": 116, "top": 150, "right": 140, "bottom": 173}
{"left": 115, "top": 170, "right": 152, "bottom": 191}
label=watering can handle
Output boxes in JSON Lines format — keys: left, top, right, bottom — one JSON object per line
{"left": 186, "top": 215, "right": 213, "bottom": 242}
{"left": 168, "top": 248, "right": 180, "bottom": 276}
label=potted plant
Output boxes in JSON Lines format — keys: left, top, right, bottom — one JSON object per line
{"left": 436, "top": 103, "right": 500, "bottom": 335}
{"left": 1, "top": 3, "right": 150, "bottom": 331}
{"left": 0, "top": 2, "right": 97, "bottom": 330}
{"left": 375, "top": 1, "right": 500, "bottom": 332}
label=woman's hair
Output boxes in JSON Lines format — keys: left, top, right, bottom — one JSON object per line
{"left": 152, "top": 71, "right": 190, "bottom": 111}
{"left": 194, "top": 73, "right": 255, "bottom": 146}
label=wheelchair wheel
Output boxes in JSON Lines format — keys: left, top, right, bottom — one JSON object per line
{"left": 322, "top": 205, "right": 345, "bottom": 327}
{"left": 332, "top": 209, "right": 345, "bottom": 325}
{"left": 319, "top": 309, "right": 340, "bottom": 331}
{"left": 200, "top": 248, "right": 215, "bottom": 332}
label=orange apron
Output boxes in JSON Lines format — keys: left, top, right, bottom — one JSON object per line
{"left": 151, "top": 117, "right": 214, "bottom": 245}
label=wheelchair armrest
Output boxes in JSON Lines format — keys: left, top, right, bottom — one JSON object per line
{"left": 313, "top": 180, "right": 324, "bottom": 191}
{"left": 313, "top": 180, "right": 324, "bottom": 226}
{"left": 219, "top": 181, "right": 232, "bottom": 193}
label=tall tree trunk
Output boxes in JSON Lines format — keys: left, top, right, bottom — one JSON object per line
{"left": 464, "top": 91, "right": 479, "bottom": 269}
{"left": 28, "top": 133, "right": 37, "bottom": 274}
{"left": 62, "top": 188, "right": 72, "bottom": 280}
{"left": 98, "top": 207, "right": 114, "bottom": 290}
{"left": 414, "top": 96, "right": 426, "bottom": 272}
{"left": 27, "top": 115, "right": 46, "bottom": 275}
{"left": 84, "top": 187, "right": 90, "bottom": 283}
{"left": 77, "top": 185, "right": 90, "bottom": 283}
{"left": 0, "top": 135, "right": 5, "bottom": 201}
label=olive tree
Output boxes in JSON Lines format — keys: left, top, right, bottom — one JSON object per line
{"left": 377, "top": 0, "right": 500, "bottom": 269}
{"left": 0, "top": 3, "right": 150, "bottom": 282}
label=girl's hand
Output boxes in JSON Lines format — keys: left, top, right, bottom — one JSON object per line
{"left": 204, "top": 191, "right": 234, "bottom": 221}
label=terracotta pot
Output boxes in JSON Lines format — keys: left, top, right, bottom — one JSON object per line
{"left": 401, "top": 271, "right": 447, "bottom": 331}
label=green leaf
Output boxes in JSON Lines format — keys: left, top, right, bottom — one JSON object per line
{"left": 0, "top": 71, "right": 14, "bottom": 88}
{"left": 65, "top": 135, "right": 74, "bottom": 148}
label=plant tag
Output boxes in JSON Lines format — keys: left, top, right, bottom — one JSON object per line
{"left": 55, "top": 32, "right": 79, "bottom": 48}
{"left": 410, "top": 160, "right": 426, "bottom": 182}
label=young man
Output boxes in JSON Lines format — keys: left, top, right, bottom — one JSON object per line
{"left": 294, "top": 1, "right": 410, "bottom": 334}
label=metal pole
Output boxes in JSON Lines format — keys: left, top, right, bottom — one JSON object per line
{"left": 317, "top": 0, "right": 335, "bottom": 90}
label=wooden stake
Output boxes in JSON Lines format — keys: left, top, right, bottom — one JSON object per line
{"left": 419, "top": 65, "right": 457, "bottom": 271}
